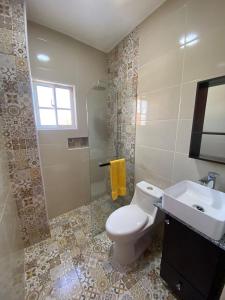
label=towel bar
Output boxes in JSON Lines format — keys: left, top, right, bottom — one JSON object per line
{"left": 99, "top": 162, "right": 110, "bottom": 167}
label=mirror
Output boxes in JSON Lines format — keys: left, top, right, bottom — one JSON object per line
{"left": 203, "top": 84, "right": 225, "bottom": 133}
{"left": 189, "top": 75, "right": 225, "bottom": 164}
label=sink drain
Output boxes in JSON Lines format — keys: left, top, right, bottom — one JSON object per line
{"left": 147, "top": 186, "right": 153, "bottom": 190}
{"left": 193, "top": 204, "right": 205, "bottom": 212}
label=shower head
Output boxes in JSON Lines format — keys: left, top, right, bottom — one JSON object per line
{"left": 93, "top": 80, "right": 107, "bottom": 90}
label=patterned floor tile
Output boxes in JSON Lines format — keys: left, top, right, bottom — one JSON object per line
{"left": 111, "top": 279, "right": 128, "bottom": 296}
{"left": 25, "top": 201, "right": 176, "bottom": 300}
{"left": 129, "top": 281, "right": 149, "bottom": 300}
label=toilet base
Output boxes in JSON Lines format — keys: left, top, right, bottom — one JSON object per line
{"left": 112, "top": 232, "right": 152, "bottom": 265}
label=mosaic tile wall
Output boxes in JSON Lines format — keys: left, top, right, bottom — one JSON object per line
{"left": 0, "top": 0, "right": 50, "bottom": 246}
{"left": 107, "top": 29, "right": 139, "bottom": 200}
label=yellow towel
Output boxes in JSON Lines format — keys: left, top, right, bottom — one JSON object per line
{"left": 110, "top": 158, "right": 126, "bottom": 201}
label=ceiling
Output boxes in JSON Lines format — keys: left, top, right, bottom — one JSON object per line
{"left": 26, "top": 0, "right": 166, "bottom": 53}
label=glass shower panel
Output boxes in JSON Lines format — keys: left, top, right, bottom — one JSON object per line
{"left": 87, "top": 81, "right": 119, "bottom": 237}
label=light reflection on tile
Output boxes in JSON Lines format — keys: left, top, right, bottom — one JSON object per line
{"left": 25, "top": 200, "right": 176, "bottom": 300}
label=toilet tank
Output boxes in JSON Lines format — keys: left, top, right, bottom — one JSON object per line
{"left": 131, "top": 181, "right": 163, "bottom": 217}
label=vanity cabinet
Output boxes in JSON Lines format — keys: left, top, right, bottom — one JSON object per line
{"left": 160, "top": 215, "right": 225, "bottom": 300}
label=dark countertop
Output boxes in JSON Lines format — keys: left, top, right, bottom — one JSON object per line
{"left": 155, "top": 200, "right": 225, "bottom": 252}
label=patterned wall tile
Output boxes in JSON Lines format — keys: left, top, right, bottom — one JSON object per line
{"left": 0, "top": 0, "right": 50, "bottom": 246}
{"left": 107, "top": 29, "right": 139, "bottom": 199}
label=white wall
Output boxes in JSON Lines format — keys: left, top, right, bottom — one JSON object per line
{"left": 27, "top": 21, "right": 107, "bottom": 218}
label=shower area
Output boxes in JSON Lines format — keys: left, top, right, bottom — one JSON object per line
{"left": 86, "top": 30, "right": 138, "bottom": 236}
{"left": 86, "top": 80, "right": 122, "bottom": 236}
{"left": 26, "top": 15, "right": 137, "bottom": 241}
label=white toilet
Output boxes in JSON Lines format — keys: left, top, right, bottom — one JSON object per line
{"left": 106, "top": 181, "right": 163, "bottom": 265}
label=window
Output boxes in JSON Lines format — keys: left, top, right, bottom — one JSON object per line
{"left": 32, "top": 81, "right": 77, "bottom": 130}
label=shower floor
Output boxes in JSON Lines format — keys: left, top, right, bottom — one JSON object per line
{"left": 24, "top": 202, "right": 175, "bottom": 300}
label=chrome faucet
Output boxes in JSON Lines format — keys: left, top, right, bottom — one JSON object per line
{"left": 199, "top": 172, "right": 219, "bottom": 189}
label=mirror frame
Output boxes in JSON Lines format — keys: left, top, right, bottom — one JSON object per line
{"left": 189, "top": 75, "right": 225, "bottom": 165}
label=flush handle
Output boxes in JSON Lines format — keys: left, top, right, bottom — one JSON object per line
{"left": 165, "top": 219, "right": 170, "bottom": 225}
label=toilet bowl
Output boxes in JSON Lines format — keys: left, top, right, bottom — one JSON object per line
{"left": 106, "top": 181, "right": 163, "bottom": 265}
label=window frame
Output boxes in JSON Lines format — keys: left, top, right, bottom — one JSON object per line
{"left": 32, "top": 80, "right": 77, "bottom": 130}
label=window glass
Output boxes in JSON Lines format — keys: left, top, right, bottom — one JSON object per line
{"left": 37, "top": 85, "right": 54, "bottom": 108}
{"left": 39, "top": 108, "right": 56, "bottom": 125}
{"left": 33, "top": 81, "right": 76, "bottom": 129}
{"left": 57, "top": 109, "right": 72, "bottom": 125}
{"left": 56, "top": 88, "right": 71, "bottom": 109}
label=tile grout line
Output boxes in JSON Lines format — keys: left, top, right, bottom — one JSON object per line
{"left": 171, "top": 2, "right": 188, "bottom": 185}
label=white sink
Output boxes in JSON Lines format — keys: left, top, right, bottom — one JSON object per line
{"left": 162, "top": 180, "right": 225, "bottom": 240}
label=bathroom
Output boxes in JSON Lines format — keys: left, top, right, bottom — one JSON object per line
{"left": 0, "top": 0, "right": 225, "bottom": 299}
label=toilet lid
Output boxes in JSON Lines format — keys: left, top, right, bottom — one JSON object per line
{"left": 106, "top": 205, "right": 148, "bottom": 236}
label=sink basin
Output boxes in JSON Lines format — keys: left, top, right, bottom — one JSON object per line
{"left": 162, "top": 180, "right": 225, "bottom": 240}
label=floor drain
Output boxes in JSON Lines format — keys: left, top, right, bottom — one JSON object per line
{"left": 193, "top": 204, "right": 205, "bottom": 212}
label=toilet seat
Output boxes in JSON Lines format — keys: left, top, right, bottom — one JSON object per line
{"left": 106, "top": 204, "right": 148, "bottom": 237}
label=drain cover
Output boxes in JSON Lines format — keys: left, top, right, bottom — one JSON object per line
{"left": 193, "top": 204, "right": 205, "bottom": 212}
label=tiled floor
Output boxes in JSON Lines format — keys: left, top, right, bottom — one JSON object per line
{"left": 25, "top": 203, "right": 176, "bottom": 300}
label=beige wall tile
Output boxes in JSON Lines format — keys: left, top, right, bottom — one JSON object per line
{"left": 138, "top": 48, "right": 184, "bottom": 93}
{"left": 176, "top": 119, "right": 192, "bottom": 154}
{"left": 39, "top": 142, "right": 88, "bottom": 167}
{"left": 180, "top": 82, "right": 196, "bottom": 119}
{"left": 38, "top": 130, "right": 81, "bottom": 145}
{"left": 139, "top": 3, "right": 186, "bottom": 67}
{"left": 136, "top": 0, "right": 225, "bottom": 191}
{"left": 137, "top": 86, "right": 180, "bottom": 121}
{"left": 39, "top": 134, "right": 91, "bottom": 218}
{"left": 135, "top": 145, "right": 174, "bottom": 182}
{"left": 172, "top": 153, "right": 225, "bottom": 192}
{"left": 172, "top": 153, "right": 207, "bottom": 183}
{"left": 186, "top": 0, "right": 225, "bottom": 39}
{"left": 136, "top": 120, "right": 177, "bottom": 151}
{"left": 135, "top": 166, "right": 172, "bottom": 190}
{"left": 183, "top": 27, "right": 225, "bottom": 83}
{"left": 183, "top": 0, "right": 225, "bottom": 82}
{"left": 42, "top": 148, "right": 90, "bottom": 219}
